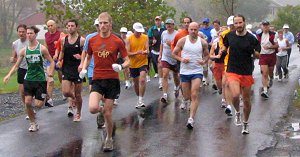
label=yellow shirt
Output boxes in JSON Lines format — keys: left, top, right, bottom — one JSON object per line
{"left": 127, "top": 34, "right": 148, "bottom": 68}
{"left": 219, "top": 29, "right": 231, "bottom": 71}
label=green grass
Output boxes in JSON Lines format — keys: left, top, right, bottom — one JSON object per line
{"left": 0, "top": 67, "right": 18, "bottom": 93}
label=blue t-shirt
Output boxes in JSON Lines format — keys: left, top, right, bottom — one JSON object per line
{"left": 83, "top": 32, "right": 98, "bottom": 78}
{"left": 200, "top": 26, "right": 213, "bottom": 43}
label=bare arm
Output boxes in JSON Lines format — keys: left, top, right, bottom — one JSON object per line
{"left": 10, "top": 44, "right": 17, "bottom": 63}
{"left": 200, "top": 38, "right": 209, "bottom": 65}
{"left": 41, "top": 45, "right": 55, "bottom": 77}
{"left": 125, "top": 38, "right": 146, "bottom": 56}
{"left": 3, "top": 48, "right": 25, "bottom": 83}
{"left": 172, "top": 37, "right": 189, "bottom": 63}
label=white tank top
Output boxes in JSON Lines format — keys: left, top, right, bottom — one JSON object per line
{"left": 12, "top": 39, "right": 28, "bottom": 69}
{"left": 277, "top": 38, "right": 288, "bottom": 57}
{"left": 180, "top": 35, "right": 203, "bottom": 75}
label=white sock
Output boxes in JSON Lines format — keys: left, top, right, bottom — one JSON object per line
{"left": 263, "top": 87, "right": 268, "bottom": 92}
{"left": 159, "top": 78, "right": 162, "bottom": 84}
{"left": 138, "top": 96, "right": 143, "bottom": 102}
{"left": 125, "top": 80, "right": 129, "bottom": 84}
{"left": 163, "top": 93, "right": 167, "bottom": 97}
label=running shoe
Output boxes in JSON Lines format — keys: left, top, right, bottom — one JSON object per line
{"left": 212, "top": 84, "right": 218, "bottom": 90}
{"left": 114, "top": 99, "right": 119, "bottom": 106}
{"left": 28, "top": 122, "right": 39, "bottom": 132}
{"left": 284, "top": 74, "right": 289, "bottom": 79}
{"left": 186, "top": 117, "right": 194, "bottom": 129}
{"left": 241, "top": 122, "right": 249, "bottom": 134}
{"left": 45, "top": 98, "right": 54, "bottom": 107}
{"left": 135, "top": 101, "right": 146, "bottom": 109}
{"left": 103, "top": 138, "right": 114, "bottom": 152}
{"left": 261, "top": 91, "right": 269, "bottom": 99}
{"left": 180, "top": 100, "right": 188, "bottom": 110}
{"left": 97, "top": 112, "right": 105, "bottom": 129}
{"left": 62, "top": 95, "right": 67, "bottom": 101}
{"left": 67, "top": 107, "right": 74, "bottom": 117}
{"left": 221, "top": 99, "right": 227, "bottom": 108}
{"left": 224, "top": 105, "right": 233, "bottom": 117}
{"left": 160, "top": 95, "right": 168, "bottom": 103}
{"left": 235, "top": 112, "right": 242, "bottom": 126}
{"left": 154, "top": 73, "right": 158, "bottom": 78}
{"left": 125, "top": 81, "right": 131, "bottom": 89}
{"left": 158, "top": 83, "right": 163, "bottom": 90}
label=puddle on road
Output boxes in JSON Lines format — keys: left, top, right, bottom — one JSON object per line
{"left": 279, "top": 123, "right": 300, "bottom": 140}
{"left": 46, "top": 139, "right": 83, "bottom": 157}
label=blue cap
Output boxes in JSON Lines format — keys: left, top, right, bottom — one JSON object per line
{"left": 202, "top": 17, "right": 210, "bottom": 23}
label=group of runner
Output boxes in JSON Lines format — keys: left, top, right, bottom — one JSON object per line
{"left": 3, "top": 11, "right": 296, "bottom": 151}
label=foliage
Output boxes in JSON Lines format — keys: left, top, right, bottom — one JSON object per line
{"left": 272, "top": 5, "right": 300, "bottom": 34}
{"left": 38, "top": 0, "right": 176, "bottom": 34}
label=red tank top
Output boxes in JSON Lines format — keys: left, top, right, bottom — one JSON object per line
{"left": 45, "top": 31, "right": 61, "bottom": 57}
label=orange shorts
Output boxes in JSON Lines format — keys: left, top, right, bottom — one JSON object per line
{"left": 213, "top": 63, "right": 224, "bottom": 81}
{"left": 226, "top": 72, "right": 254, "bottom": 87}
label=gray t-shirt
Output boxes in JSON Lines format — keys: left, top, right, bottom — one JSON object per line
{"left": 12, "top": 39, "right": 28, "bottom": 69}
{"left": 161, "top": 30, "right": 178, "bottom": 65}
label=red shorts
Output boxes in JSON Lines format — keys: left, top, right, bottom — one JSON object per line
{"left": 161, "top": 61, "right": 179, "bottom": 73}
{"left": 226, "top": 72, "right": 254, "bottom": 87}
{"left": 213, "top": 63, "right": 224, "bottom": 81}
{"left": 259, "top": 53, "right": 276, "bottom": 66}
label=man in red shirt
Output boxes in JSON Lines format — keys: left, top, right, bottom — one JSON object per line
{"left": 81, "top": 12, "right": 129, "bottom": 152}
{"left": 44, "top": 20, "right": 62, "bottom": 107}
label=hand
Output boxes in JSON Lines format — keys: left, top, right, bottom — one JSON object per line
{"left": 78, "top": 64, "right": 83, "bottom": 73}
{"left": 158, "top": 55, "right": 162, "bottom": 63}
{"left": 198, "top": 59, "right": 206, "bottom": 65}
{"left": 9, "top": 57, "right": 16, "bottom": 63}
{"left": 79, "top": 69, "right": 87, "bottom": 79}
{"left": 263, "top": 45, "right": 269, "bottom": 50}
{"left": 165, "top": 40, "right": 171, "bottom": 46}
{"left": 181, "top": 58, "right": 190, "bottom": 64}
{"left": 3, "top": 75, "right": 10, "bottom": 84}
{"left": 48, "top": 77, "right": 54, "bottom": 83}
{"left": 53, "top": 54, "right": 58, "bottom": 61}
{"left": 112, "top": 64, "right": 122, "bottom": 72}
{"left": 56, "top": 61, "right": 62, "bottom": 68}
{"left": 73, "top": 54, "right": 81, "bottom": 60}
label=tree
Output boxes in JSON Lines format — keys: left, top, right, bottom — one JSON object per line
{"left": 272, "top": 5, "right": 300, "bottom": 34}
{"left": 0, "top": 0, "right": 34, "bottom": 46}
{"left": 38, "top": 0, "right": 176, "bottom": 35}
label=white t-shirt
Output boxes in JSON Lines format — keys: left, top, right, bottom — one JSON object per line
{"left": 12, "top": 39, "right": 28, "bottom": 69}
{"left": 277, "top": 38, "right": 288, "bottom": 56}
{"left": 260, "top": 33, "right": 276, "bottom": 54}
{"left": 161, "top": 30, "right": 178, "bottom": 65}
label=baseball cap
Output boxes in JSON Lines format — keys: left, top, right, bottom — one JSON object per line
{"left": 261, "top": 21, "right": 270, "bottom": 25}
{"left": 283, "top": 24, "right": 289, "bottom": 29}
{"left": 227, "top": 16, "right": 234, "bottom": 25}
{"left": 155, "top": 16, "right": 161, "bottom": 20}
{"left": 94, "top": 18, "right": 99, "bottom": 25}
{"left": 133, "top": 22, "right": 145, "bottom": 33}
{"left": 120, "top": 27, "right": 128, "bottom": 33}
{"left": 202, "top": 17, "right": 210, "bottom": 23}
{"left": 246, "top": 24, "right": 253, "bottom": 30}
{"left": 165, "top": 18, "right": 175, "bottom": 24}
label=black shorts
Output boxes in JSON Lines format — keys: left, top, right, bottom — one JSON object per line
{"left": 24, "top": 80, "right": 47, "bottom": 101}
{"left": 62, "top": 73, "right": 85, "bottom": 84}
{"left": 91, "top": 79, "right": 120, "bottom": 99}
{"left": 129, "top": 65, "right": 148, "bottom": 78}
{"left": 17, "top": 68, "right": 27, "bottom": 84}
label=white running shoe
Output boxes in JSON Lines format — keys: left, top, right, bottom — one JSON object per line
{"left": 158, "top": 83, "right": 163, "bottom": 90}
{"left": 154, "top": 73, "right": 158, "bottom": 78}
{"left": 103, "top": 138, "right": 114, "bottom": 152}
{"left": 67, "top": 107, "right": 74, "bottom": 117}
{"left": 224, "top": 105, "right": 233, "bottom": 117}
{"left": 160, "top": 94, "right": 168, "bottom": 103}
{"left": 135, "top": 101, "right": 146, "bottom": 109}
{"left": 235, "top": 112, "right": 242, "bottom": 126}
{"left": 125, "top": 81, "right": 131, "bottom": 89}
{"left": 186, "top": 117, "right": 194, "bottom": 129}
{"left": 114, "top": 99, "right": 119, "bottom": 106}
{"left": 45, "top": 98, "right": 54, "bottom": 107}
{"left": 241, "top": 122, "right": 249, "bottom": 134}
{"left": 28, "top": 122, "right": 39, "bottom": 132}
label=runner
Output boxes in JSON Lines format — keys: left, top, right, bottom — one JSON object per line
{"left": 81, "top": 12, "right": 129, "bottom": 151}
{"left": 44, "top": 20, "right": 62, "bottom": 107}
{"left": 119, "top": 27, "right": 131, "bottom": 89}
{"left": 282, "top": 24, "right": 295, "bottom": 67}
{"left": 57, "top": 19, "right": 85, "bottom": 122}
{"left": 158, "top": 18, "right": 179, "bottom": 103}
{"left": 126, "top": 22, "right": 149, "bottom": 108}
{"left": 148, "top": 16, "right": 166, "bottom": 90}
{"left": 223, "top": 14, "right": 261, "bottom": 134}
{"left": 4, "top": 26, "right": 55, "bottom": 132}
{"left": 276, "top": 29, "right": 290, "bottom": 81}
{"left": 257, "top": 21, "right": 278, "bottom": 99}
{"left": 172, "top": 22, "right": 209, "bottom": 129}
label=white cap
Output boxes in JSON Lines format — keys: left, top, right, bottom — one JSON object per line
{"left": 120, "top": 27, "right": 128, "bottom": 33}
{"left": 227, "top": 16, "right": 234, "bottom": 25}
{"left": 133, "top": 22, "right": 145, "bottom": 33}
{"left": 126, "top": 31, "right": 133, "bottom": 37}
{"left": 283, "top": 24, "right": 289, "bottom": 29}
{"left": 94, "top": 18, "right": 99, "bottom": 25}
{"left": 246, "top": 24, "right": 252, "bottom": 30}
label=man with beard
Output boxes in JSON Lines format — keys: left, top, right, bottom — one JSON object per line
{"left": 223, "top": 15, "right": 261, "bottom": 134}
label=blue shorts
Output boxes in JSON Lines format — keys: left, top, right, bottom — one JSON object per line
{"left": 129, "top": 65, "right": 148, "bottom": 78}
{"left": 180, "top": 74, "right": 203, "bottom": 83}
{"left": 45, "top": 60, "right": 62, "bottom": 71}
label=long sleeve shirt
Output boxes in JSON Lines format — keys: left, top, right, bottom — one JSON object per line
{"left": 284, "top": 31, "right": 295, "bottom": 45}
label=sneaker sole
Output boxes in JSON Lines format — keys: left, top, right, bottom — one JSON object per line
{"left": 242, "top": 131, "right": 249, "bottom": 134}
{"left": 186, "top": 123, "right": 193, "bottom": 130}
{"left": 160, "top": 98, "right": 167, "bottom": 103}
{"left": 67, "top": 112, "right": 74, "bottom": 117}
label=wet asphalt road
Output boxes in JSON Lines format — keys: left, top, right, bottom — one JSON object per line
{"left": 0, "top": 45, "right": 300, "bottom": 157}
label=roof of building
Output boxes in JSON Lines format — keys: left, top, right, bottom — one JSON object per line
{"left": 18, "top": 12, "right": 45, "bottom": 26}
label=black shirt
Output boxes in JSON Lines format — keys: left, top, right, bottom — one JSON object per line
{"left": 224, "top": 31, "right": 261, "bottom": 75}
